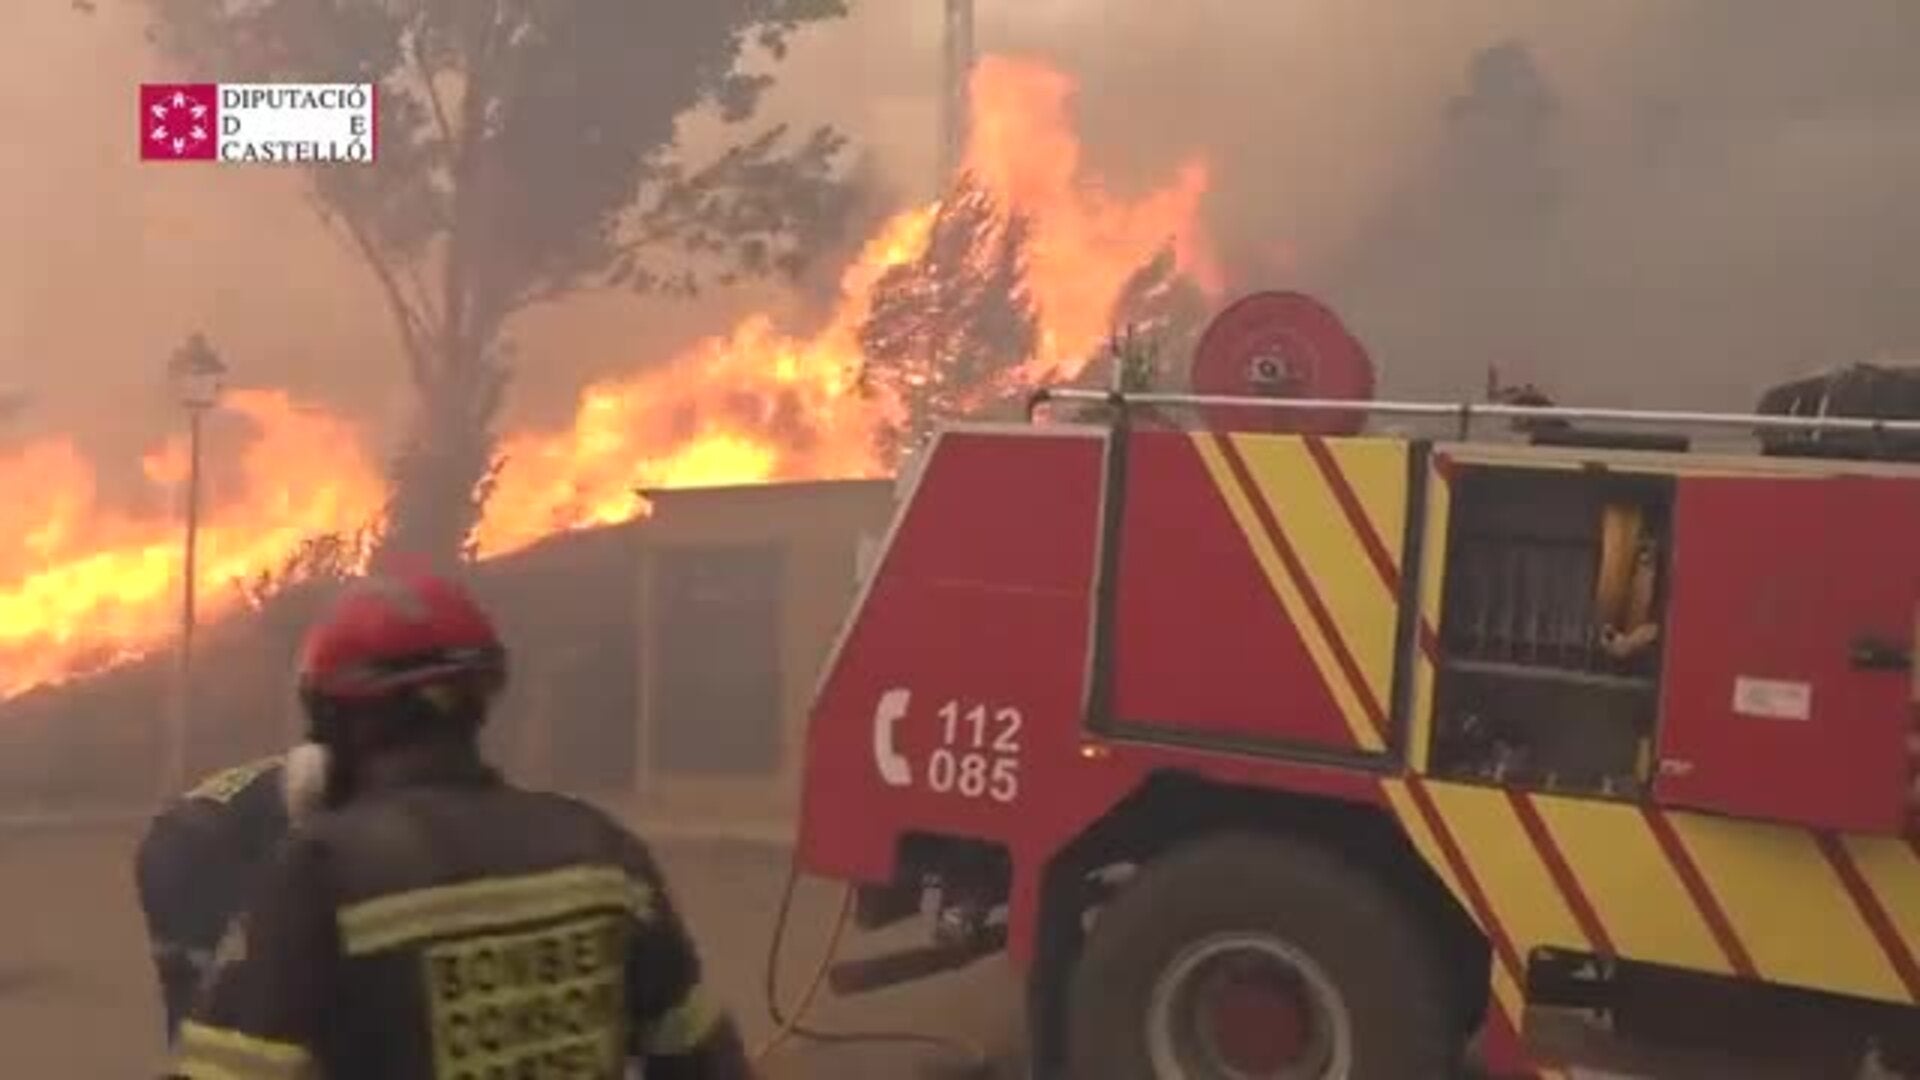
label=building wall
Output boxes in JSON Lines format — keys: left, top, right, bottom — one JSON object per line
{"left": 0, "top": 481, "right": 892, "bottom": 830}
{"left": 471, "top": 522, "right": 644, "bottom": 794}
{"left": 632, "top": 480, "right": 895, "bottom": 841}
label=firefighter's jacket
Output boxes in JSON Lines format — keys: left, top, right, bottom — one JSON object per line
{"left": 167, "top": 755, "right": 749, "bottom": 1080}
{"left": 136, "top": 755, "right": 291, "bottom": 1028}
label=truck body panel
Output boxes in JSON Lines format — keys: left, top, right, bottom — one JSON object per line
{"left": 1656, "top": 474, "right": 1920, "bottom": 833}
{"left": 1107, "top": 432, "right": 1411, "bottom": 758}
{"left": 798, "top": 420, "right": 1920, "bottom": 1077}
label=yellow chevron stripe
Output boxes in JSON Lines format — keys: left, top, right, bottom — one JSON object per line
{"left": 1409, "top": 459, "right": 1451, "bottom": 771}
{"left": 1231, "top": 435, "right": 1401, "bottom": 717}
{"left": 1529, "top": 796, "right": 1730, "bottom": 974}
{"left": 1381, "top": 780, "right": 1530, "bottom": 1045}
{"left": 1843, "top": 836, "right": 1920, "bottom": 971}
{"left": 1404, "top": 786, "right": 1918, "bottom": 1004}
{"left": 1320, "top": 437, "right": 1410, "bottom": 574}
{"left": 1382, "top": 779, "right": 1476, "bottom": 928}
{"left": 1489, "top": 962, "right": 1529, "bottom": 1054}
{"left": 1667, "top": 814, "right": 1905, "bottom": 1000}
{"left": 1426, "top": 783, "right": 1589, "bottom": 954}
{"left": 1191, "top": 434, "right": 1382, "bottom": 751}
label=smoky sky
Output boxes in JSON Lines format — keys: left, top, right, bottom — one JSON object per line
{"left": 6, "top": 0, "right": 1919, "bottom": 489}
{"left": 986, "top": 0, "right": 1920, "bottom": 407}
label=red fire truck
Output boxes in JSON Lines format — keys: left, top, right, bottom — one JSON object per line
{"left": 794, "top": 292, "right": 1920, "bottom": 1078}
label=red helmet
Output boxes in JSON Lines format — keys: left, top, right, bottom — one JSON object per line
{"left": 297, "top": 569, "right": 507, "bottom": 708}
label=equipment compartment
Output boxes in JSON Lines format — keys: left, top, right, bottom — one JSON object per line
{"left": 1653, "top": 473, "right": 1920, "bottom": 834}
{"left": 1429, "top": 465, "right": 1671, "bottom": 795}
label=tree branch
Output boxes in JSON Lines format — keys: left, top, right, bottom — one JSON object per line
{"left": 602, "top": 124, "right": 850, "bottom": 293}
{"left": 440, "top": 2, "right": 511, "bottom": 368}
{"left": 407, "top": 28, "right": 456, "bottom": 149}
{"left": 508, "top": 277, "right": 575, "bottom": 312}
{"left": 307, "top": 190, "right": 435, "bottom": 378}
{"left": 402, "top": 262, "right": 442, "bottom": 337}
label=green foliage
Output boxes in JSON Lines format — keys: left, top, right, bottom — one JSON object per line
{"left": 146, "top": 0, "right": 854, "bottom": 310}
{"left": 142, "top": 0, "right": 857, "bottom": 561}
{"left": 857, "top": 173, "right": 1039, "bottom": 465}
{"left": 1103, "top": 245, "right": 1209, "bottom": 385}
{"left": 1058, "top": 243, "right": 1210, "bottom": 425}
{"left": 1114, "top": 330, "right": 1162, "bottom": 393}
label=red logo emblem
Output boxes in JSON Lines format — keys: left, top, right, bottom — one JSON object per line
{"left": 140, "top": 83, "right": 218, "bottom": 161}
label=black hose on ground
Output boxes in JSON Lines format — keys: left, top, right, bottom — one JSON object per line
{"left": 757, "top": 855, "right": 994, "bottom": 1075}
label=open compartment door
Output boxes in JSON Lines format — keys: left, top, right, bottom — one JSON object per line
{"left": 1654, "top": 473, "right": 1920, "bottom": 834}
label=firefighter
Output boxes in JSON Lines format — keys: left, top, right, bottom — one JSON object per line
{"left": 133, "top": 741, "right": 329, "bottom": 1041}
{"left": 166, "top": 567, "right": 755, "bottom": 1080}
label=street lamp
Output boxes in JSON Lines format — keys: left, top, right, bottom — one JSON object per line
{"left": 162, "top": 332, "right": 227, "bottom": 797}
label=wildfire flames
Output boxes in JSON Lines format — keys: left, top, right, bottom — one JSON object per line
{"left": 0, "top": 55, "right": 1217, "bottom": 701}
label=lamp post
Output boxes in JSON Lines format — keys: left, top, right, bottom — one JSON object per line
{"left": 940, "top": 0, "right": 974, "bottom": 180}
{"left": 163, "top": 333, "right": 227, "bottom": 797}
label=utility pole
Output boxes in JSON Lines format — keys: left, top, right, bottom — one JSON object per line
{"left": 940, "top": 0, "right": 975, "bottom": 181}
{"left": 163, "top": 332, "right": 227, "bottom": 798}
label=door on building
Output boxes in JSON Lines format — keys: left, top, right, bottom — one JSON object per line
{"left": 648, "top": 543, "right": 786, "bottom": 776}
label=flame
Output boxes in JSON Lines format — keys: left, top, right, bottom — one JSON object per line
{"left": 0, "top": 390, "right": 384, "bottom": 698}
{"left": 474, "top": 55, "right": 1216, "bottom": 554}
{"left": 0, "top": 54, "right": 1215, "bottom": 700}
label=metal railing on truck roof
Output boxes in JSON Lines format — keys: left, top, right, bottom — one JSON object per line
{"left": 1024, "top": 387, "right": 1920, "bottom": 442}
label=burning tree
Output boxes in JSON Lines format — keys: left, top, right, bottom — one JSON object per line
{"left": 234, "top": 527, "right": 380, "bottom": 613}
{"left": 141, "top": 0, "right": 859, "bottom": 566}
{"left": 1101, "top": 245, "right": 1211, "bottom": 381}
{"left": 857, "top": 174, "right": 1039, "bottom": 465}
{"left": 1036, "top": 243, "right": 1209, "bottom": 426}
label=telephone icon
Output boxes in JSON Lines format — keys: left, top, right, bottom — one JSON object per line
{"left": 872, "top": 688, "right": 912, "bottom": 788}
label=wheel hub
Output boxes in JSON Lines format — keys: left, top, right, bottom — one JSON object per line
{"left": 1146, "top": 933, "right": 1353, "bottom": 1079}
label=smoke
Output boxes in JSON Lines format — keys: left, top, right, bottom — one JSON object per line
{"left": 8, "top": 0, "right": 1920, "bottom": 492}
{"left": 2, "top": 8, "right": 376, "bottom": 500}
{"left": 1346, "top": 0, "right": 1920, "bottom": 407}
{"left": 0, "top": 2, "right": 923, "bottom": 482}
{"left": 981, "top": 0, "right": 1920, "bottom": 407}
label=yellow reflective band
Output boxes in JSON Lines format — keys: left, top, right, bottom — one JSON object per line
{"left": 643, "top": 984, "right": 722, "bottom": 1056}
{"left": 172, "top": 1021, "right": 315, "bottom": 1080}
{"left": 339, "top": 864, "right": 653, "bottom": 956}
{"left": 185, "top": 756, "right": 281, "bottom": 805}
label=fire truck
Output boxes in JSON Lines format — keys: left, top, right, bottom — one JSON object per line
{"left": 793, "top": 292, "right": 1920, "bottom": 1078}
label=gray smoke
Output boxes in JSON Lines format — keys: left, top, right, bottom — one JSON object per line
{"left": 7, "top": 0, "right": 1919, "bottom": 485}
{"left": 982, "top": 0, "right": 1920, "bottom": 408}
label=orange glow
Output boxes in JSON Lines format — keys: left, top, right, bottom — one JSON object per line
{"left": 473, "top": 55, "right": 1216, "bottom": 555}
{"left": 1, "top": 54, "right": 1216, "bottom": 700}
{"left": 0, "top": 390, "right": 384, "bottom": 698}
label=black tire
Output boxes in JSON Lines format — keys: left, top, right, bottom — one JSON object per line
{"left": 1065, "top": 830, "right": 1460, "bottom": 1080}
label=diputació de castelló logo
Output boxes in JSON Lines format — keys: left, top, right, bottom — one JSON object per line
{"left": 141, "top": 83, "right": 218, "bottom": 161}
{"left": 139, "top": 82, "right": 376, "bottom": 164}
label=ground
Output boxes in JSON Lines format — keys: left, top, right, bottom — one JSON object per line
{"left": 0, "top": 817, "right": 1019, "bottom": 1080}
{"left": 0, "top": 816, "right": 1863, "bottom": 1079}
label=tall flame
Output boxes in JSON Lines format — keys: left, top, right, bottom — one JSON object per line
{"left": 0, "top": 54, "right": 1215, "bottom": 701}
{"left": 0, "top": 390, "right": 384, "bottom": 697}
{"left": 475, "top": 56, "right": 1216, "bottom": 554}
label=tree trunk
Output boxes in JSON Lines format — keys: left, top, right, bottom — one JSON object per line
{"left": 373, "top": 336, "right": 506, "bottom": 569}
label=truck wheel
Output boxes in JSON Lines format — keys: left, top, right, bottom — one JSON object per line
{"left": 1065, "top": 831, "right": 1458, "bottom": 1080}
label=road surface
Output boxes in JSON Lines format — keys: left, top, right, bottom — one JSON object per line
{"left": 0, "top": 815, "right": 1862, "bottom": 1079}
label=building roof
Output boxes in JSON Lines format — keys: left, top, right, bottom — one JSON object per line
{"left": 635, "top": 477, "right": 893, "bottom": 503}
